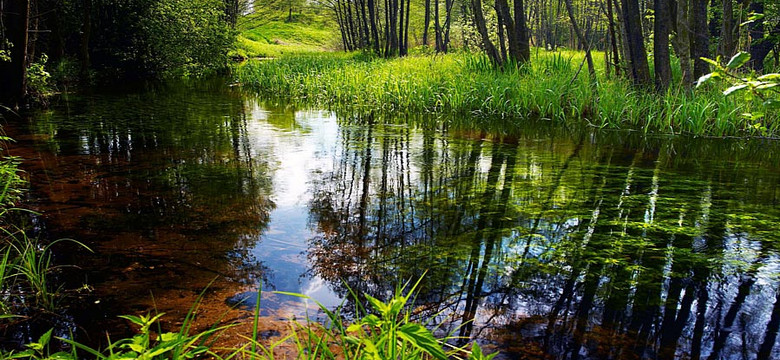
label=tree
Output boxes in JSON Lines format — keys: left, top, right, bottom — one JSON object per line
{"left": 621, "top": 0, "right": 651, "bottom": 85}
{"left": 654, "top": 0, "right": 672, "bottom": 91}
{"left": 0, "top": 0, "right": 30, "bottom": 107}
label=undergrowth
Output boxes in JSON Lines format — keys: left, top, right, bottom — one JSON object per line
{"left": 3, "top": 277, "right": 495, "bottom": 360}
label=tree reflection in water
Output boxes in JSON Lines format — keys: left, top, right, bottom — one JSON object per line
{"left": 306, "top": 114, "right": 780, "bottom": 359}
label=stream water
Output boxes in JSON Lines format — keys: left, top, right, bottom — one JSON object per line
{"left": 6, "top": 78, "right": 780, "bottom": 359}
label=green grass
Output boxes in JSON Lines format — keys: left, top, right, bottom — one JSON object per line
{"left": 233, "top": 11, "right": 337, "bottom": 59}
{"left": 234, "top": 49, "right": 779, "bottom": 137}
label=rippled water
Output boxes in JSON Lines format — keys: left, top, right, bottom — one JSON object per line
{"left": 8, "top": 78, "right": 780, "bottom": 359}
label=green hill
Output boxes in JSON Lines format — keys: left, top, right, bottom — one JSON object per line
{"left": 234, "top": 9, "right": 337, "bottom": 58}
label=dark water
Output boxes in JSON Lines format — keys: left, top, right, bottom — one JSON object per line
{"left": 8, "top": 78, "right": 780, "bottom": 359}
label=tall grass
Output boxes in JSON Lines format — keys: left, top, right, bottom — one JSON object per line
{"left": 234, "top": 50, "right": 778, "bottom": 137}
{"left": 0, "top": 132, "right": 90, "bottom": 319}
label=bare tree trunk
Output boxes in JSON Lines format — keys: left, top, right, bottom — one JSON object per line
{"left": 367, "top": 0, "right": 380, "bottom": 53}
{"left": 514, "top": 0, "right": 530, "bottom": 62}
{"left": 443, "top": 0, "right": 453, "bottom": 51}
{"left": 717, "top": 0, "right": 736, "bottom": 58}
{"left": 748, "top": 0, "right": 780, "bottom": 72}
{"left": 471, "top": 0, "right": 502, "bottom": 65}
{"left": 606, "top": 0, "right": 621, "bottom": 76}
{"left": 496, "top": 5, "right": 508, "bottom": 62}
{"left": 692, "top": 0, "right": 710, "bottom": 79}
{"left": 423, "top": 0, "right": 431, "bottom": 46}
{"left": 671, "top": 0, "right": 693, "bottom": 86}
{"left": 564, "top": 0, "right": 598, "bottom": 91}
{"left": 621, "top": 0, "right": 651, "bottom": 85}
{"left": 654, "top": 0, "right": 672, "bottom": 91}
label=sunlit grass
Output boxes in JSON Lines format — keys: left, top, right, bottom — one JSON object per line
{"left": 234, "top": 50, "right": 778, "bottom": 137}
{"left": 233, "top": 11, "right": 337, "bottom": 59}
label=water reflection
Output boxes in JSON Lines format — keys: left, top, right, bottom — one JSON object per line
{"left": 13, "top": 79, "right": 780, "bottom": 359}
{"left": 305, "top": 117, "right": 780, "bottom": 359}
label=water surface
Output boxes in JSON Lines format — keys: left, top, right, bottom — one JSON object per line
{"left": 9, "top": 79, "right": 780, "bottom": 359}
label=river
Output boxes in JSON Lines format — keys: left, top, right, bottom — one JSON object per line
{"left": 6, "top": 78, "right": 780, "bottom": 359}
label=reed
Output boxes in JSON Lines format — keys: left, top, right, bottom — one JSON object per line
{"left": 234, "top": 50, "right": 777, "bottom": 137}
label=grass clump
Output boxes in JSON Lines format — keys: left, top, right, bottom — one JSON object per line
{"left": 0, "top": 132, "right": 90, "bottom": 322}
{"left": 234, "top": 50, "right": 778, "bottom": 137}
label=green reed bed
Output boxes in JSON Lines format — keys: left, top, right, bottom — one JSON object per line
{"left": 234, "top": 50, "right": 777, "bottom": 137}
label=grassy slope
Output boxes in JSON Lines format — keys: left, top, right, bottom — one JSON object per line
{"left": 233, "top": 10, "right": 337, "bottom": 58}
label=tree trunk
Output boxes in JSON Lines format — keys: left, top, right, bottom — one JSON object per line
{"left": 434, "top": 0, "right": 442, "bottom": 51}
{"left": 717, "top": 0, "right": 736, "bottom": 58}
{"left": 607, "top": 0, "right": 621, "bottom": 76}
{"left": 514, "top": 0, "right": 530, "bottom": 62}
{"left": 621, "top": 0, "right": 651, "bottom": 85}
{"left": 671, "top": 0, "right": 693, "bottom": 87}
{"left": 471, "top": 0, "right": 502, "bottom": 65}
{"left": 749, "top": 1, "right": 780, "bottom": 72}
{"left": 367, "top": 0, "right": 380, "bottom": 53}
{"left": 692, "top": 0, "right": 710, "bottom": 79}
{"left": 654, "top": 0, "right": 672, "bottom": 91}
{"left": 80, "top": 0, "right": 92, "bottom": 80}
{"left": 0, "top": 0, "right": 30, "bottom": 107}
{"left": 496, "top": 0, "right": 518, "bottom": 63}
{"left": 423, "top": 0, "right": 431, "bottom": 46}
{"left": 564, "top": 0, "right": 598, "bottom": 90}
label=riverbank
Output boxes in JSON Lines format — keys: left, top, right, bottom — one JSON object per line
{"left": 234, "top": 50, "right": 777, "bottom": 138}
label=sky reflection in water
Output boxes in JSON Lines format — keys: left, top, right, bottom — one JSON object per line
{"left": 19, "top": 79, "right": 780, "bottom": 359}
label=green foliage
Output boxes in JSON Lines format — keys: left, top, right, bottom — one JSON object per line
{"left": 4, "top": 277, "right": 493, "bottom": 360}
{"left": 0, "top": 40, "right": 12, "bottom": 63}
{"left": 697, "top": 52, "right": 780, "bottom": 135}
{"left": 235, "top": 50, "right": 776, "bottom": 137}
{"left": 25, "top": 55, "right": 53, "bottom": 103}
{"left": 142, "top": 0, "right": 234, "bottom": 75}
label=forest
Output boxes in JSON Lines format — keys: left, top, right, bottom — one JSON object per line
{"left": 1, "top": 0, "right": 780, "bottom": 359}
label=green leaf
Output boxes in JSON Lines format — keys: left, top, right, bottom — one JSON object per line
{"left": 696, "top": 73, "right": 717, "bottom": 87}
{"left": 726, "top": 52, "right": 751, "bottom": 70}
{"left": 757, "top": 73, "right": 780, "bottom": 82}
{"left": 49, "top": 351, "right": 76, "bottom": 360}
{"left": 723, "top": 84, "right": 748, "bottom": 96}
{"left": 38, "top": 329, "right": 54, "bottom": 347}
{"left": 361, "top": 314, "right": 381, "bottom": 327}
{"left": 468, "top": 343, "right": 498, "bottom": 360}
{"left": 756, "top": 83, "right": 777, "bottom": 90}
{"left": 764, "top": 99, "right": 780, "bottom": 110}
{"left": 364, "top": 294, "right": 388, "bottom": 315}
{"left": 126, "top": 343, "right": 144, "bottom": 353}
{"left": 158, "top": 332, "right": 178, "bottom": 342}
{"left": 700, "top": 57, "right": 720, "bottom": 68}
{"left": 118, "top": 315, "right": 145, "bottom": 327}
{"left": 397, "top": 323, "right": 447, "bottom": 360}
